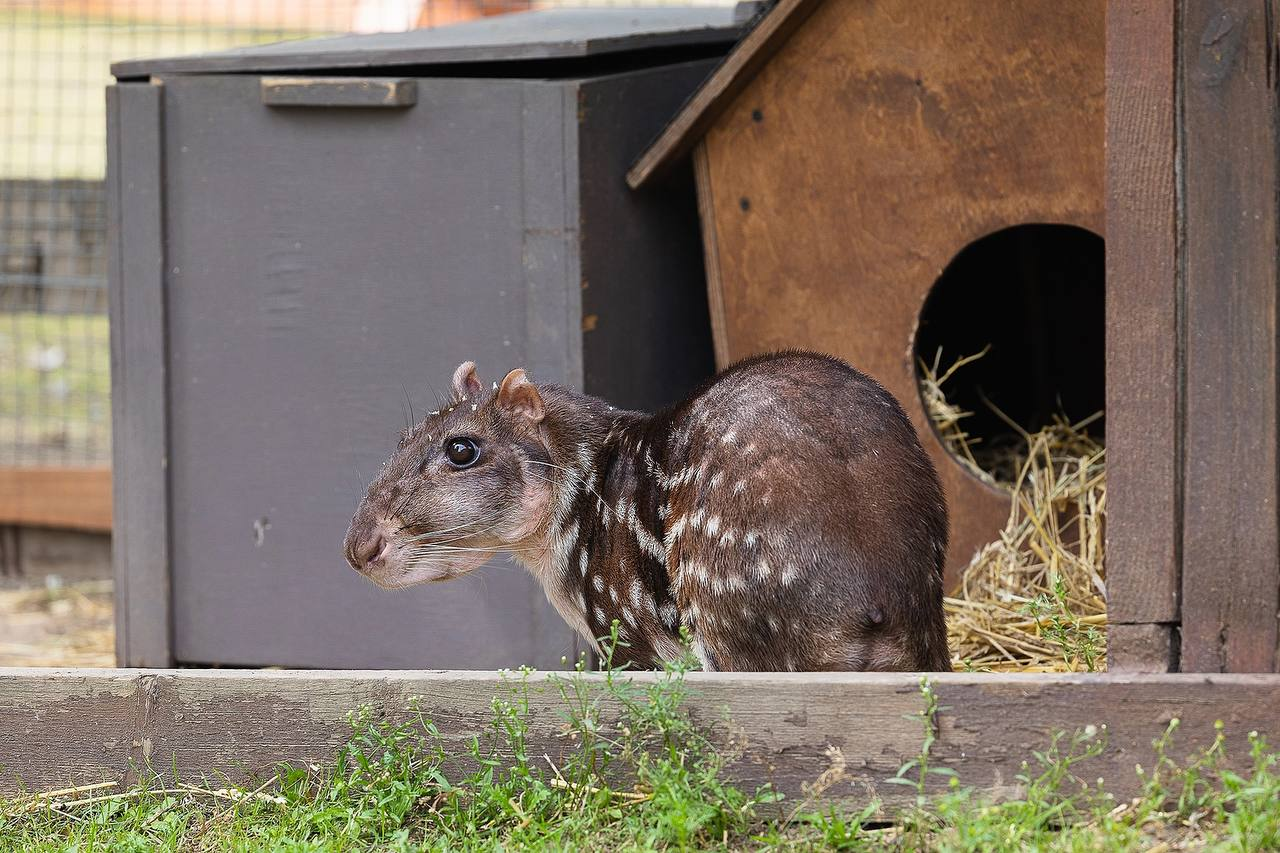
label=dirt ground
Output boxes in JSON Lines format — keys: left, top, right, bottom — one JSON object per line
{"left": 0, "top": 578, "right": 114, "bottom": 667}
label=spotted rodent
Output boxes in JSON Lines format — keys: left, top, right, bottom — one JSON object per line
{"left": 344, "top": 351, "right": 951, "bottom": 672}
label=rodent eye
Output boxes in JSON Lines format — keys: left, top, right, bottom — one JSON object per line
{"left": 444, "top": 437, "right": 480, "bottom": 469}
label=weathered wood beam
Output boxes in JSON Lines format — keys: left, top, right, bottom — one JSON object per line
{"left": 1104, "top": 0, "right": 1180, "bottom": 670}
{"left": 1, "top": 670, "right": 1276, "bottom": 806}
{"left": 107, "top": 82, "right": 172, "bottom": 668}
{"left": 1179, "top": 0, "right": 1280, "bottom": 672}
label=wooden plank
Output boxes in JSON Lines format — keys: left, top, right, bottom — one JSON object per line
{"left": 260, "top": 77, "right": 417, "bottom": 108}
{"left": 1108, "top": 623, "right": 1177, "bottom": 672}
{"left": 1179, "top": 0, "right": 1280, "bottom": 672}
{"left": 0, "top": 669, "right": 1276, "bottom": 805}
{"left": 0, "top": 468, "right": 111, "bottom": 532}
{"left": 1104, "top": 0, "right": 1180, "bottom": 643}
{"left": 107, "top": 83, "right": 172, "bottom": 668}
{"left": 110, "top": 9, "right": 742, "bottom": 78}
{"left": 626, "top": 0, "right": 823, "bottom": 189}
{"left": 692, "top": 141, "right": 731, "bottom": 368}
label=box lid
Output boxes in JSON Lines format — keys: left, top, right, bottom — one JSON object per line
{"left": 111, "top": 8, "right": 743, "bottom": 78}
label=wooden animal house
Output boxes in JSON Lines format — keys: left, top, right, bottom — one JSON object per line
{"left": 630, "top": 0, "right": 1105, "bottom": 586}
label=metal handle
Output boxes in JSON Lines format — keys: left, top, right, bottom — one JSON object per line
{"left": 261, "top": 77, "right": 416, "bottom": 109}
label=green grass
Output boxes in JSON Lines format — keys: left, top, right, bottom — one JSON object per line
{"left": 2, "top": 630, "right": 1278, "bottom": 851}
{"left": 0, "top": 311, "right": 110, "bottom": 463}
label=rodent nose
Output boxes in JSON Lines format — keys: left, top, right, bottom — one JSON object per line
{"left": 352, "top": 532, "right": 389, "bottom": 572}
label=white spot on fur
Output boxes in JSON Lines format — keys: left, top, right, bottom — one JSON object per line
{"left": 767, "top": 614, "right": 781, "bottom": 633}
{"left": 592, "top": 574, "right": 604, "bottom": 593}
{"left": 732, "top": 479, "right": 747, "bottom": 495}
{"left": 720, "top": 431, "right": 736, "bottom": 445}
{"left": 706, "top": 516, "right": 721, "bottom": 536}
{"left": 743, "top": 531, "right": 759, "bottom": 548}
{"left": 754, "top": 559, "right": 772, "bottom": 580}
{"left": 665, "top": 515, "right": 687, "bottom": 552}
{"left": 594, "top": 607, "right": 607, "bottom": 627}
{"left": 579, "top": 549, "right": 589, "bottom": 577}
{"left": 709, "top": 471, "right": 724, "bottom": 489}
{"left": 742, "top": 443, "right": 756, "bottom": 455}
{"left": 659, "top": 602, "right": 679, "bottom": 628}
{"left": 609, "top": 585, "right": 619, "bottom": 604}
{"left": 629, "top": 512, "right": 667, "bottom": 563}
{"left": 781, "top": 562, "right": 799, "bottom": 585}
{"left": 718, "top": 530, "right": 736, "bottom": 547}
{"left": 690, "top": 509, "right": 706, "bottom": 530}
{"left": 691, "top": 637, "right": 715, "bottom": 671}
{"left": 551, "top": 518, "right": 580, "bottom": 579}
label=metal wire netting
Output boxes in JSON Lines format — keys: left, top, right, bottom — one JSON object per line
{"left": 0, "top": 0, "right": 728, "bottom": 467}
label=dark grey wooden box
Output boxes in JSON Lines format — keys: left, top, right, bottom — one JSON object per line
{"left": 107, "top": 9, "right": 740, "bottom": 669}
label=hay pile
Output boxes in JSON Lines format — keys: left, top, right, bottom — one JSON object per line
{"left": 919, "top": 349, "right": 1107, "bottom": 672}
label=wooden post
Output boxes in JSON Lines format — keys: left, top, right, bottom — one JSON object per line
{"left": 1179, "top": 0, "right": 1280, "bottom": 672}
{"left": 1107, "top": 0, "right": 1280, "bottom": 672}
{"left": 1105, "top": 0, "right": 1181, "bottom": 671}
{"left": 107, "top": 83, "right": 173, "bottom": 668}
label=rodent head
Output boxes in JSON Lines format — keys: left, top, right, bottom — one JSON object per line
{"left": 343, "top": 361, "right": 553, "bottom": 589}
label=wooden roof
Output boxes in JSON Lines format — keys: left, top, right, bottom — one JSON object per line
{"left": 111, "top": 8, "right": 741, "bottom": 78}
{"left": 626, "top": 0, "right": 823, "bottom": 189}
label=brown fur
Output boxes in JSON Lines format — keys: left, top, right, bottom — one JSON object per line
{"left": 344, "top": 351, "right": 952, "bottom": 672}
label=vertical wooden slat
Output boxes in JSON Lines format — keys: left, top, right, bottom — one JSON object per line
{"left": 1180, "top": 0, "right": 1280, "bottom": 672}
{"left": 108, "top": 83, "right": 172, "bottom": 667}
{"left": 1105, "top": 0, "right": 1181, "bottom": 669}
{"left": 693, "top": 141, "right": 731, "bottom": 369}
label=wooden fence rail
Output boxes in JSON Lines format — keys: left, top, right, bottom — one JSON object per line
{"left": 0, "top": 467, "right": 111, "bottom": 532}
{"left": 1, "top": 670, "right": 1277, "bottom": 806}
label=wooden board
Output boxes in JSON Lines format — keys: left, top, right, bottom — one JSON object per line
{"left": 1103, "top": 0, "right": 1180, "bottom": 663}
{"left": 0, "top": 468, "right": 111, "bottom": 532}
{"left": 693, "top": 141, "right": 731, "bottom": 368}
{"left": 1179, "top": 0, "right": 1280, "bottom": 673}
{"left": 695, "top": 0, "right": 1104, "bottom": 583}
{"left": 0, "top": 669, "right": 1276, "bottom": 807}
{"left": 259, "top": 77, "right": 417, "bottom": 109}
{"left": 111, "top": 8, "right": 741, "bottom": 78}
{"left": 107, "top": 83, "right": 172, "bottom": 668}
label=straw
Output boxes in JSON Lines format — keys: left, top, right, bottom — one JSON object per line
{"left": 920, "top": 349, "right": 1107, "bottom": 672}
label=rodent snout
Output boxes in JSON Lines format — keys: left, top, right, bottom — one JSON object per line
{"left": 346, "top": 529, "right": 391, "bottom": 574}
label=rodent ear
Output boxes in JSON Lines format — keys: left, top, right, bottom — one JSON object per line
{"left": 497, "top": 368, "right": 545, "bottom": 424}
{"left": 451, "top": 361, "right": 482, "bottom": 399}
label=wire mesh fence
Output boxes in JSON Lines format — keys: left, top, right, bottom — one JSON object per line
{"left": 0, "top": 0, "right": 729, "bottom": 468}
